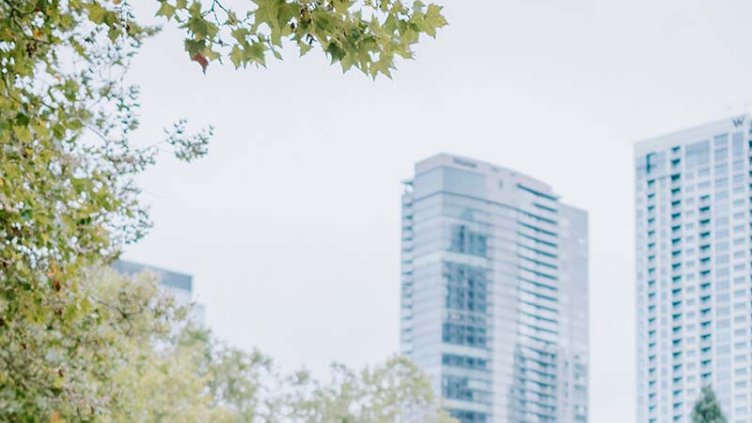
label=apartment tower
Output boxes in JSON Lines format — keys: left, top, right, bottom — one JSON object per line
{"left": 401, "top": 154, "right": 588, "bottom": 422}
{"left": 635, "top": 116, "right": 752, "bottom": 422}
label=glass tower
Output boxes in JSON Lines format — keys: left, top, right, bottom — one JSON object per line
{"left": 635, "top": 116, "right": 752, "bottom": 422}
{"left": 401, "top": 154, "right": 589, "bottom": 423}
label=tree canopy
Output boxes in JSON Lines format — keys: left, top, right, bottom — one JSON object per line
{"left": 0, "top": 0, "right": 447, "bottom": 420}
{"left": 2, "top": 267, "right": 454, "bottom": 421}
{"left": 692, "top": 386, "right": 727, "bottom": 423}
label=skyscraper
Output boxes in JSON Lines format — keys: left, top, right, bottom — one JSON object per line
{"left": 635, "top": 116, "right": 751, "bottom": 422}
{"left": 400, "top": 154, "right": 588, "bottom": 423}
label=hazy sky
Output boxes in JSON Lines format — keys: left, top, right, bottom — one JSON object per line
{"left": 123, "top": 1, "right": 752, "bottom": 421}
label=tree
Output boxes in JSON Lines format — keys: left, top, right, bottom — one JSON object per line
{"left": 692, "top": 386, "right": 727, "bottom": 423}
{"left": 1, "top": 0, "right": 446, "bottom": 420}
{"left": 0, "top": 266, "right": 453, "bottom": 422}
{"left": 0, "top": 266, "right": 181, "bottom": 419}
{"left": 283, "top": 359, "right": 456, "bottom": 423}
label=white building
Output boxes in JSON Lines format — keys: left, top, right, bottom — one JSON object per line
{"left": 401, "top": 154, "right": 588, "bottom": 423}
{"left": 635, "top": 116, "right": 752, "bottom": 422}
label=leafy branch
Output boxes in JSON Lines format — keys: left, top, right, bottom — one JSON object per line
{"left": 153, "top": 0, "right": 447, "bottom": 77}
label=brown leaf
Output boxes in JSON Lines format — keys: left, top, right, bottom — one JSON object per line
{"left": 191, "top": 53, "right": 209, "bottom": 74}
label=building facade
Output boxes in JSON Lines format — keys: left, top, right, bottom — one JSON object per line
{"left": 635, "top": 116, "right": 752, "bottom": 422}
{"left": 400, "top": 154, "right": 588, "bottom": 423}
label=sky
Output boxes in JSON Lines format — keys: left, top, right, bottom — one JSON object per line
{"left": 123, "top": 1, "right": 752, "bottom": 421}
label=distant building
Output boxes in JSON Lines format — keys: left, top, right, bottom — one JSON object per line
{"left": 400, "top": 154, "right": 589, "bottom": 423}
{"left": 112, "top": 260, "right": 205, "bottom": 323}
{"left": 635, "top": 116, "right": 752, "bottom": 422}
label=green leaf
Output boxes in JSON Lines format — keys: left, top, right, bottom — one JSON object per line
{"left": 13, "top": 126, "right": 32, "bottom": 142}
{"left": 203, "top": 49, "right": 220, "bottom": 61}
{"left": 333, "top": 0, "right": 353, "bottom": 14}
{"left": 14, "top": 112, "right": 30, "bottom": 127}
{"left": 248, "top": 42, "right": 267, "bottom": 66}
{"left": 187, "top": 15, "right": 218, "bottom": 40}
{"left": 184, "top": 38, "right": 205, "bottom": 56}
{"left": 325, "top": 42, "right": 345, "bottom": 63}
{"left": 156, "top": 2, "right": 177, "bottom": 20}
{"left": 424, "top": 4, "right": 447, "bottom": 37}
{"left": 299, "top": 42, "right": 313, "bottom": 57}
{"left": 231, "top": 28, "right": 249, "bottom": 45}
{"left": 108, "top": 28, "right": 120, "bottom": 42}
{"left": 87, "top": 3, "right": 106, "bottom": 24}
{"left": 230, "top": 46, "right": 244, "bottom": 67}
{"left": 403, "top": 27, "right": 418, "bottom": 45}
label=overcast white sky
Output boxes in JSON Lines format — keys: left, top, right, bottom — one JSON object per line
{"left": 123, "top": 0, "right": 752, "bottom": 421}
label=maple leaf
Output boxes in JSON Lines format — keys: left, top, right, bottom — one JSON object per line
{"left": 191, "top": 53, "right": 209, "bottom": 74}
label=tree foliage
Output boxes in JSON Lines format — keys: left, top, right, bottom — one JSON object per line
{"left": 0, "top": 267, "right": 454, "bottom": 422}
{"left": 692, "top": 386, "right": 727, "bottom": 423}
{"left": 0, "top": 267, "right": 180, "bottom": 419}
{"left": 162, "top": 0, "right": 448, "bottom": 77}
{"left": 0, "top": 0, "right": 446, "bottom": 420}
{"left": 1, "top": 1, "right": 203, "bottom": 417}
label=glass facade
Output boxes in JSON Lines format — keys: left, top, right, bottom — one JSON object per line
{"left": 635, "top": 116, "right": 752, "bottom": 423}
{"left": 401, "top": 154, "right": 589, "bottom": 423}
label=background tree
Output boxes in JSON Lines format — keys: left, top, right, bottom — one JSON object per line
{"left": 1, "top": 0, "right": 446, "bottom": 420}
{"left": 0, "top": 267, "right": 453, "bottom": 422}
{"left": 692, "top": 386, "right": 727, "bottom": 423}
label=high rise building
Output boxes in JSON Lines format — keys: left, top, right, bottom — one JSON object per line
{"left": 400, "top": 154, "right": 589, "bottom": 423}
{"left": 113, "top": 260, "right": 205, "bottom": 323}
{"left": 635, "top": 115, "right": 752, "bottom": 422}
